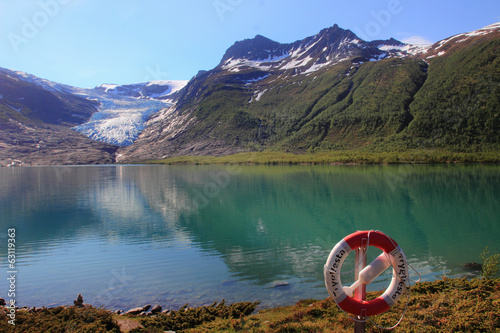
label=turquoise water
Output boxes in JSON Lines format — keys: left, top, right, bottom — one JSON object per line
{"left": 0, "top": 164, "right": 499, "bottom": 310}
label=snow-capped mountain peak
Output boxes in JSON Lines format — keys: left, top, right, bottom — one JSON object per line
{"left": 217, "top": 24, "right": 431, "bottom": 75}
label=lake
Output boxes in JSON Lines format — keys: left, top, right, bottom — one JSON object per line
{"left": 0, "top": 164, "right": 499, "bottom": 311}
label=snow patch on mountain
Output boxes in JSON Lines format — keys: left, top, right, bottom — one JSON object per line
{"left": 249, "top": 89, "right": 268, "bottom": 103}
{"left": 370, "top": 53, "right": 387, "bottom": 62}
{"left": 7, "top": 104, "right": 22, "bottom": 113}
{"left": 243, "top": 74, "right": 270, "bottom": 85}
{"left": 375, "top": 40, "right": 431, "bottom": 57}
{"left": 222, "top": 53, "right": 290, "bottom": 71}
{"left": 146, "top": 81, "right": 188, "bottom": 99}
{"left": 303, "top": 60, "right": 336, "bottom": 75}
{"left": 435, "top": 22, "right": 500, "bottom": 50}
{"left": 99, "top": 84, "right": 119, "bottom": 92}
{"left": 283, "top": 55, "right": 315, "bottom": 70}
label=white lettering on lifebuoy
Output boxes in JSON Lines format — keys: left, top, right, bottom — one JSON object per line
{"left": 328, "top": 249, "right": 347, "bottom": 297}
{"left": 391, "top": 251, "right": 408, "bottom": 299}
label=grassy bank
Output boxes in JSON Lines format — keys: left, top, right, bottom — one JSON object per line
{"left": 1, "top": 277, "right": 498, "bottom": 332}
{"left": 144, "top": 149, "right": 500, "bottom": 165}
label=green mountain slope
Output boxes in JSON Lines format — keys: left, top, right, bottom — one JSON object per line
{"left": 119, "top": 23, "right": 499, "bottom": 162}
{"left": 407, "top": 37, "right": 499, "bottom": 149}
{"left": 265, "top": 58, "right": 428, "bottom": 151}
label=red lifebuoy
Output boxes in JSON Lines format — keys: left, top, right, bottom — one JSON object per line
{"left": 324, "top": 230, "right": 408, "bottom": 317}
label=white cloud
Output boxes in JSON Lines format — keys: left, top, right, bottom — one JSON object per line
{"left": 402, "top": 35, "right": 434, "bottom": 45}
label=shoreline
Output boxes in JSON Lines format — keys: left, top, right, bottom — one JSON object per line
{"left": 0, "top": 271, "right": 483, "bottom": 315}
{"left": 3, "top": 149, "right": 500, "bottom": 167}
{"left": 1, "top": 277, "right": 498, "bottom": 332}
{"left": 143, "top": 149, "right": 500, "bottom": 166}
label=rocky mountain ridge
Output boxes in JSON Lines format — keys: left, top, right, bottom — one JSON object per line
{"left": 217, "top": 24, "right": 429, "bottom": 76}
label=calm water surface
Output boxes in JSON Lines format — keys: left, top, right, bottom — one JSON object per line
{"left": 0, "top": 164, "right": 499, "bottom": 310}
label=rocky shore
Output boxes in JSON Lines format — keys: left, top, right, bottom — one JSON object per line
{"left": 0, "top": 294, "right": 170, "bottom": 318}
{"left": 0, "top": 293, "right": 260, "bottom": 333}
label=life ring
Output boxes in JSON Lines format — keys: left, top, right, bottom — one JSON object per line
{"left": 324, "top": 230, "right": 408, "bottom": 317}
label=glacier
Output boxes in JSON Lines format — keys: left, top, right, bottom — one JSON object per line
{"left": 71, "top": 81, "right": 187, "bottom": 146}
{"left": 1, "top": 67, "right": 188, "bottom": 147}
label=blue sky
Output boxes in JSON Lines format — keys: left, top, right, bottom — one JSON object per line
{"left": 1, "top": 0, "right": 499, "bottom": 88}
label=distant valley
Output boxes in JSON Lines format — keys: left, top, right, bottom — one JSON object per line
{"left": 0, "top": 67, "right": 187, "bottom": 165}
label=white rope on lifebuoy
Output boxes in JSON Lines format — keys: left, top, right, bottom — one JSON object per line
{"left": 324, "top": 230, "right": 408, "bottom": 317}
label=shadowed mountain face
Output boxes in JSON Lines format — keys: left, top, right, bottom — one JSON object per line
{"left": 0, "top": 68, "right": 119, "bottom": 166}
{"left": 0, "top": 67, "right": 98, "bottom": 126}
{"left": 118, "top": 23, "right": 500, "bottom": 162}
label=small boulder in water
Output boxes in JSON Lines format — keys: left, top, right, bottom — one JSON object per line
{"left": 151, "top": 305, "right": 162, "bottom": 314}
{"left": 272, "top": 280, "right": 290, "bottom": 288}
{"left": 464, "top": 262, "right": 482, "bottom": 271}
{"left": 126, "top": 307, "right": 144, "bottom": 315}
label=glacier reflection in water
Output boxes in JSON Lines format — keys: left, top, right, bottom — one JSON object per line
{"left": 0, "top": 164, "right": 498, "bottom": 310}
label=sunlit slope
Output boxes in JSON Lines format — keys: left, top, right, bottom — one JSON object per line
{"left": 120, "top": 23, "right": 499, "bottom": 162}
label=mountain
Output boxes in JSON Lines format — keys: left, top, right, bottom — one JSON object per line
{"left": 216, "top": 24, "right": 428, "bottom": 76}
{"left": 0, "top": 68, "right": 188, "bottom": 165}
{"left": 0, "top": 67, "right": 120, "bottom": 166}
{"left": 118, "top": 23, "right": 499, "bottom": 162}
{"left": 2, "top": 23, "right": 498, "bottom": 165}
{"left": 0, "top": 67, "right": 97, "bottom": 125}
{"left": 404, "top": 22, "right": 500, "bottom": 147}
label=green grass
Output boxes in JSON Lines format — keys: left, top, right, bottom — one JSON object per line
{"left": 144, "top": 149, "right": 500, "bottom": 165}
{"left": 0, "top": 305, "right": 121, "bottom": 332}
{"left": 183, "top": 277, "right": 500, "bottom": 333}
{"left": 2, "top": 278, "right": 498, "bottom": 332}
